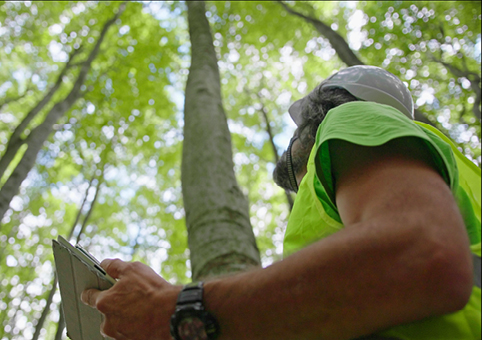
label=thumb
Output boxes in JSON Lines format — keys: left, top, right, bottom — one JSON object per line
{"left": 81, "top": 288, "right": 102, "bottom": 308}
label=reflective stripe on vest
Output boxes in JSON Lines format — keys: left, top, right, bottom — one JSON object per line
{"left": 356, "top": 336, "right": 402, "bottom": 340}
{"left": 473, "top": 253, "right": 481, "bottom": 289}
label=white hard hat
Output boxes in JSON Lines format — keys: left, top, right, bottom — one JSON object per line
{"left": 289, "top": 65, "right": 414, "bottom": 125}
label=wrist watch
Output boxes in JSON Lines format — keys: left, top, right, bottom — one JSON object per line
{"left": 170, "top": 282, "right": 220, "bottom": 340}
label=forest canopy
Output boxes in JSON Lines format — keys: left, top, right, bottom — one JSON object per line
{"left": 0, "top": 1, "right": 480, "bottom": 338}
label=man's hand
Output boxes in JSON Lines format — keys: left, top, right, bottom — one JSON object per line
{"left": 81, "top": 259, "right": 182, "bottom": 340}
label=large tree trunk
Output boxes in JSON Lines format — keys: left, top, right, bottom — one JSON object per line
{"left": 0, "top": 3, "right": 126, "bottom": 225}
{"left": 183, "top": 1, "right": 260, "bottom": 281}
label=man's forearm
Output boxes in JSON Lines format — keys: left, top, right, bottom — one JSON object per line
{"left": 81, "top": 146, "right": 473, "bottom": 340}
{"left": 203, "top": 214, "right": 472, "bottom": 340}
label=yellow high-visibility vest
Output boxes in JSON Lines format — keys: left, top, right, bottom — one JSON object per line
{"left": 283, "top": 102, "right": 481, "bottom": 339}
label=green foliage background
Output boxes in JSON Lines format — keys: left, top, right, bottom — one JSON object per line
{"left": 0, "top": 1, "right": 480, "bottom": 338}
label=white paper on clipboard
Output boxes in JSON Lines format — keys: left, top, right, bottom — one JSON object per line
{"left": 52, "top": 236, "right": 116, "bottom": 340}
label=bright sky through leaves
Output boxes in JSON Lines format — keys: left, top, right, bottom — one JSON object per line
{"left": 0, "top": 1, "right": 480, "bottom": 337}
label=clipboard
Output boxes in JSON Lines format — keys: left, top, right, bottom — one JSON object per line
{"left": 52, "top": 236, "right": 116, "bottom": 340}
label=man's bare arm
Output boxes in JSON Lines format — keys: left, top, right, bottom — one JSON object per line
{"left": 82, "top": 137, "right": 473, "bottom": 339}
{"left": 204, "top": 137, "right": 473, "bottom": 340}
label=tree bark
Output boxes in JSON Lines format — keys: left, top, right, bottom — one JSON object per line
{"left": 278, "top": 1, "right": 434, "bottom": 125}
{"left": 0, "top": 3, "right": 126, "bottom": 225}
{"left": 0, "top": 46, "right": 82, "bottom": 180}
{"left": 183, "top": 1, "right": 260, "bottom": 281}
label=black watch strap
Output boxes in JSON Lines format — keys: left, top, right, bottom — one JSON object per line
{"left": 170, "top": 281, "right": 220, "bottom": 340}
{"left": 176, "top": 281, "right": 204, "bottom": 305}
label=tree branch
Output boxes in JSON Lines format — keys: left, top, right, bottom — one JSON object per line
{"left": 278, "top": 1, "right": 434, "bottom": 126}
{"left": 278, "top": 1, "right": 364, "bottom": 66}
{"left": 0, "top": 2, "right": 127, "bottom": 225}
{"left": 0, "top": 46, "right": 83, "bottom": 180}
{"left": 253, "top": 90, "right": 294, "bottom": 211}
{"left": 430, "top": 55, "right": 481, "bottom": 120}
{"left": 69, "top": 175, "right": 96, "bottom": 240}
{"left": 75, "top": 167, "right": 105, "bottom": 243}
{"left": 0, "top": 88, "right": 30, "bottom": 112}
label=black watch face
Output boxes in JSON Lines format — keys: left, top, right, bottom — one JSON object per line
{"left": 177, "top": 316, "right": 208, "bottom": 340}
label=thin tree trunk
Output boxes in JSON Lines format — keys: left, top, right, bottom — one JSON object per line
{"left": 68, "top": 176, "right": 96, "bottom": 240}
{"left": 31, "top": 276, "right": 58, "bottom": 340}
{"left": 278, "top": 1, "right": 433, "bottom": 125}
{"left": 6, "top": 288, "right": 29, "bottom": 333}
{"left": 183, "top": 1, "right": 260, "bottom": 281}
{"left": 32, "top": 171, "right": 101, "bottom": 340}
{"left": 54, "top": 304, "right": 66, "bottom": 340}
{"left": 130, "top": 224, "right": 143, "bottom": 258}
{"left": 75, "top": 174, "right": 104, "bottom": 242}
{"left": 52, "top": 167, "right": 105, "bottom": 337}
{"left": 255, "top": 92, "right": 294, "bottom": 211}
{"left": 0, "top": 3, "right": 126, "bottom": 225}
{"left": 0, "top": 46, "right": 82, "bottom": 180}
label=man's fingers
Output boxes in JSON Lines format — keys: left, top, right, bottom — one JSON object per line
{"left": 100, "top": 258, "right": 128, "bottom": 279}
{"left": 81, "top": 288, "right": 102, "bottom": 308}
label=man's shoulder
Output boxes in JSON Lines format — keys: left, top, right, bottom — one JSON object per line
{"left": 315, "top": 101, "right": 422, "bottom": 149}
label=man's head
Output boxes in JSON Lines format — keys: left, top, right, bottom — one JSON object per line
{"left": 273, "top": 86, "right": 358, "bottom": 192}
{"left": 273, "top": 65, "right": 414, "bottom": 192}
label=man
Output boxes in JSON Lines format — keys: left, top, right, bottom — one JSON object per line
{"left": 82, "top": 66, "right": 481, "bottom": 340}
